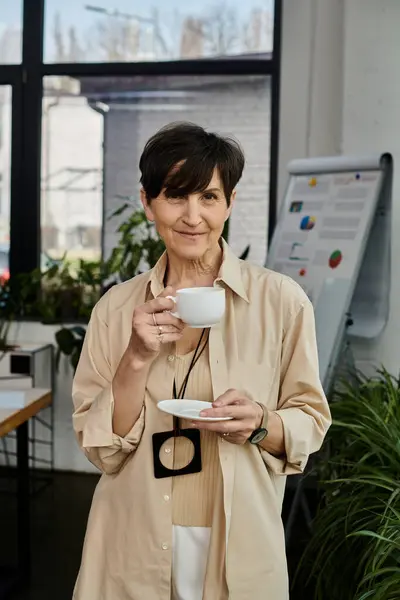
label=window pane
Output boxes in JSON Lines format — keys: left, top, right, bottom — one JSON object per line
{"left": 42, "top": 74, "right": 270, "bottom": 265}
{"left": 41, "top": 79, "right": 103, "bottom": 262}
{"left": 0, "top": 3, "right": 22, "bottom": 63}
{"left": 0, "top": 85, "right": 11, "bottom": 283}
{"left": 44, "top": 1, "right": 274, "bottom": 63}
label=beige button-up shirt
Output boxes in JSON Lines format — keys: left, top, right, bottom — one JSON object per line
{"left": 72, "top": 240, "right": 331, "bottom": 600}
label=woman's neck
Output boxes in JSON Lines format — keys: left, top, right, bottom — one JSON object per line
{"left": 165, "top": 244, "right": 223, "bottom": 289}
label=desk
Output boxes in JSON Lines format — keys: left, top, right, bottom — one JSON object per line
{"left": 0, "top": 388, "right": 52, "bottom": 596}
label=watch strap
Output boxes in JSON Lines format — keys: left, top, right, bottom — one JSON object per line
{"left": 248, "top": 402, "right": 269, "bottom": 445}
{"left": 255, "top": 402, "right": 269, "bottom": 430}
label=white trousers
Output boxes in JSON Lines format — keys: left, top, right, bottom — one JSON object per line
{"left": 171, "top": 526, "right": 211, "bottom": 600}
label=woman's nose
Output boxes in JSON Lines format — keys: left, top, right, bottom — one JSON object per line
{"left": 183, "top": 199, "right": 202, "bottom": 226}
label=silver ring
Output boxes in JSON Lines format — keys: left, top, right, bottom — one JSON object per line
{"left": 157, "top": 325, "right": 163, "bottom": 335}
{"left": 152, "top": 313, "right": 157, "bottom": 326}
{"left": 222, "top": 432, "right": 229, "bottom": 437}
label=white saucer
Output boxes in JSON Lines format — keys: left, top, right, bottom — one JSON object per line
{"left": 157, "top": 400, "right": 232, "bottom": 422}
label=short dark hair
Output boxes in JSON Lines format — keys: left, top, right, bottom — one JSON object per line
{"left": 139, "top": 122, "right": 245, "bottom": 205}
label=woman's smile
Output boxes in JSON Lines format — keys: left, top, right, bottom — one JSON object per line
{"left": 175, "top": 230, "right": 207, "bottom": 240}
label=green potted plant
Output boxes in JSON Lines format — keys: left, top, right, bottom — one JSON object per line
{"left": 38, "top": 258, "right": 103, "bottom": 322}
{"left": 103, "top": 203, "right": 165, "bottom": 285}
{"left": 15, "top": 256, "right": 102, "bottom": 324}
{"left": 297, "top": 368, "right": 400, "bottom": 600}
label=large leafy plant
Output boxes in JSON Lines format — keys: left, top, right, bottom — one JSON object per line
{"left": 22, "top": 258, "right": 102, "bottom": 322}
{"left": 297, "top": 369, "right": 400, "bottom": 600}
{"left": 105, "top": 203, "right": 165, "bottom": 283}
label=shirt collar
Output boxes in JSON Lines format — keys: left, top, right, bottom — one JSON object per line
{"left": 148, "top": 237, "right": 249, "bottom": 302}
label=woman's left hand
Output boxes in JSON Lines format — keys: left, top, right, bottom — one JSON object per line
{"left": 191, "top": 389, "right": 264, "bottom": 445}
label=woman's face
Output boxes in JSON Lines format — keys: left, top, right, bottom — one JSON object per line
{"left": 141, "top": 168, "right": 235, "bottom": 262}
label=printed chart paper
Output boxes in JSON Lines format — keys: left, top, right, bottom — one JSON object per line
{"left": 267, "top": 154, "right": 392, "bottom": 389}
{"left": 271, "top": 170, "right": 381, "bottom": 306}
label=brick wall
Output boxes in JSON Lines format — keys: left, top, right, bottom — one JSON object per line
{"left": 103, "top": 76, "right": 271, "bottom": 266}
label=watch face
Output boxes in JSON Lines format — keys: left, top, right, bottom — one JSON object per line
{"left": 250, "top": 428, "right": 268, "bottom": 445}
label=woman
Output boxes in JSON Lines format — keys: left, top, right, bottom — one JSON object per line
{"left": 72, "top": 122, "right": 331, "bottom": 600}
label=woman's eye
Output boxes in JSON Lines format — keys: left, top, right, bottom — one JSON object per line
{"left": 203, "top": 194, "right": 217, "bottom": 202}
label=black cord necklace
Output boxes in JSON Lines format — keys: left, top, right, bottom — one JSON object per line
{"left": 172, "top": 328, "right": 209, "bottom": 422}
{"left": 152, "top": 328, "right": 209, "bottom": 480}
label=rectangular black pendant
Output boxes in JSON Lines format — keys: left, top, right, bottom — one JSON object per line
{"left": 152, "top": 428, "right": 202, "bottom": 479}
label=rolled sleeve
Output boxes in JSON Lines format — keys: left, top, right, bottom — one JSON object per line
{"left": 261, "top": 294, "right": 331, "bottom": 475}
{"left": 78, "top": 386, "right": 145, "bottom": 452}
{"left": 72, "top": 296, "right": 145, "bottom": 475}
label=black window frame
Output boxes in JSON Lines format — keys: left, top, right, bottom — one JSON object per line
{"left": 6, "top": 0, "right": 282, "bottom": 278}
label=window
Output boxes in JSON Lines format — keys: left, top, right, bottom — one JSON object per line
{"left": 0, "top": 3, "right": 22, "bottom": 64}
{"left": 5, "top": 1, "right": 279, "bottom": 283}
{"left": 42, "top": 74, "right": 271, "bottom": 265}
{"left": 44, "top": 0, "right": 274, "bottom": 63}
{"left": 42, "top": 78, "right": 103, "bottom": 261}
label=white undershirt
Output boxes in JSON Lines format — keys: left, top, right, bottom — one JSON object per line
{"left": 171, "top": 526, "right": 212, "bottom": 600}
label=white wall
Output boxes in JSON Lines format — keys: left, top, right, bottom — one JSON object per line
{"left": 278, "top": 0, "right": 344, "bottom": 203}
{"left": 278, "top": 0, "right": 400, "bottom": 375}
{"left": 341, "top": 0, "right": 400, "bottom": 374}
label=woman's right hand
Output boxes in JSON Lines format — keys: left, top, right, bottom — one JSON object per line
{"left": 128, "top": 286, "right": 184, "bottom": 366}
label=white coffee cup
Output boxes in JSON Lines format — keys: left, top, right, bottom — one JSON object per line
{"left": 167, "top": 287, "right": 225, "bottom": 328}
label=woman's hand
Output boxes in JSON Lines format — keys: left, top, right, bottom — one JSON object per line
{"left": 128, "top": 286, "right": 185, "bottom": 367}
{"left": 192, "top": 389, "right": 264, "bottom": 445}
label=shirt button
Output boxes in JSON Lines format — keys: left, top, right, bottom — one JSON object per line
{"left": 164, "top": 447, "right": 171, "bottom": 454}
{"left": 163, "top": 494, "right": 170, "bottom": 501}
{"left": 162, "top": 543, "right": 169, "bottom": 550}
{"left": 167, "top": 355, "right": 174, "bottom": 362}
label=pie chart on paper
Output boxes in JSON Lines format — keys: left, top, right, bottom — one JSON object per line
{"left": 329, "top": 250, "right": 342, "bottom": 269}
{"left": 300, "top": 216, "right": 316, "bottom": 231}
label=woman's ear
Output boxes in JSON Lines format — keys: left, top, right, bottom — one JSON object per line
{"left": 225, "top": 189, "right": 236, "bottom": 220}
{"left": 140, "top": 188, "right": 154, "bottom": 222}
